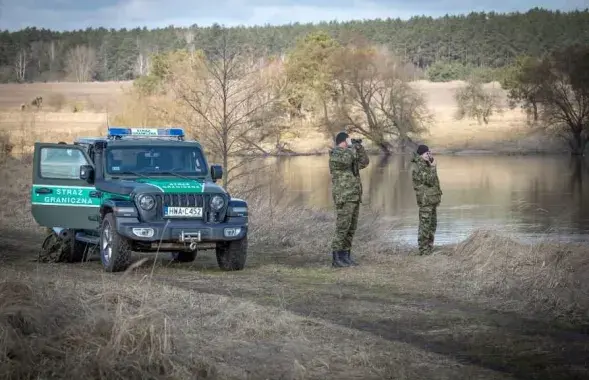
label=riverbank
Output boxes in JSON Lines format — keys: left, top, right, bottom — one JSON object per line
{"left": 1, "top": 157, "right": 588, "bottom": 379}
{"left": 235, "top": 146, "right": 573, "bottom": 158}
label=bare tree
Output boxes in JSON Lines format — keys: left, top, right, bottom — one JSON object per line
{"left": 65, "top": 45, "right": 97, "bottom": 82}
{"left": 133, "top": 37, "right": 151, "bottom": 77}
{"left": 154, "top": 28, "right": 286, "bottom": 189}
{"left": 331, "top": 44, "right": 432, "bottom": 154}
{"left": 30, "top": 41, "right": 45, "bottom": 76}
{"left": 14, "top": 47, "right": 29, "bottom": 82}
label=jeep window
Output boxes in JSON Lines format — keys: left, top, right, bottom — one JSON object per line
{"left": 105, "top": 146, "right": 207, "bottom": 176}
{"left": 40, "top": 147, "right": 89, "bottom": 179}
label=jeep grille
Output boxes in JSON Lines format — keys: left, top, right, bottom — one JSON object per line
{"left": 154, "top": 193, "right": 227, "bottom": 223}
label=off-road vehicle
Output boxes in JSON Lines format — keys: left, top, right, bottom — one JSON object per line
{"left": 31, "top": 127, "right": 248, "bottom": 272}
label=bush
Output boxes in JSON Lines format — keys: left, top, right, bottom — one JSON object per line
{"left": 427, "top": 61, "right": 503, "bottom": 83}
{"left": 454, "top": 79, "right": 502, "bottom": 124}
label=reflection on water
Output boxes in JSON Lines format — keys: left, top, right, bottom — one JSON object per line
{"left": 242, "top": 155, "right": 589, "bottom": 246}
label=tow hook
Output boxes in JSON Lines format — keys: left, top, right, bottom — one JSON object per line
{"left": 180, "top": 231, "right": 201, "bottom": 251}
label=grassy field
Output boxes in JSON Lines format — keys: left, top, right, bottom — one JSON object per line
{"left": 0, "top": 80, "right": 566, "bottom": 156}
{"left": 1, "top": 157, "right": 588, "bottom": 380}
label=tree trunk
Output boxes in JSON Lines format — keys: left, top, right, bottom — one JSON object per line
{"left": 222, "top": 152, "right": 229, "bottom": 188}
{"left": 377, "top": 141, "right": 392, "bottom": 156}
{"left": 568, "top": 131, "right": 588, "bottom": 156}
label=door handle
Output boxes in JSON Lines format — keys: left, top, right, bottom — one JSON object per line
{"left": 90, "top": 191, "right": 102, "bottom": 198}
{"left": 35, "top": 188, "right": 52, "bottom": 194}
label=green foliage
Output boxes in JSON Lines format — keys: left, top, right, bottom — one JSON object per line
{"left": 500, "top": 55, "right": 544, "bottom": 120}
{"left": 0, "top": 9, "right": 588, "bottom": 82}
{"left": 454, "top": 80, "right": 502, "bottom": 124}
{"left": 284, "top": 31, "right": 341, "bottom": 115}
{"left": 426, "top": 62, "right": 469, "bottom": 82}
{"left": 427, "top": 61, "right": 503, "bottom": 82}
{"left": 133, "top": 75, "right": 161, "bottom": 95}
{"left": 529, "top": 45, "right": 589, "bottom": 154}
{"left": 132, "top": 50, "right": 195, "bottom": 95}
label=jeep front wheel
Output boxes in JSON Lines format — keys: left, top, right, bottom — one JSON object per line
{"left": 216, "top": 237, "right": 247, "bottom": 271}
{"left": 100, "top": 213, "right": 132, "bottom": 272}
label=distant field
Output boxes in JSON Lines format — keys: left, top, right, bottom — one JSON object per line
{"left": 0, "top": 81, "right": 132, "bottom": 111}
{"left": 0, "top": 80, "right": 564, "bottom": 154}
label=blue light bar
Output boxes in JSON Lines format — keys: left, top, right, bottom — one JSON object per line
{"left": 107, "top": 127, "right": 185, "bottom": 138}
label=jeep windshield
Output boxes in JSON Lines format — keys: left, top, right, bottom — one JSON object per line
{"left": 105, "top": 146, "right": 207, "bottom": 177}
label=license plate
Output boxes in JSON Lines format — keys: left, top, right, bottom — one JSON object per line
{"left": 164, "top": 207, "right": 203, "bottom": 217}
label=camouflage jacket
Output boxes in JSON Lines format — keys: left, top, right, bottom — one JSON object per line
{"left": 329, "top": 144, "right": 370, "bottom": 205}
{"left": 411, "top": 152, "right": 442, "bottom": 207}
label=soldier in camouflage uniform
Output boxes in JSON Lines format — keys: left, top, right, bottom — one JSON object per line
{"left": 411, "top": 144, "right": 442, "bottom": 255}
{"left": 329, "top": 131, "right": 370, "bottom": 267}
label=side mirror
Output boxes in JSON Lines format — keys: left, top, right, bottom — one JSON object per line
{"left": 79, "top": 165, "right": 94, "bottom": 182}
{"left": 210, "top": 164, "right": 223, "bottom": 182}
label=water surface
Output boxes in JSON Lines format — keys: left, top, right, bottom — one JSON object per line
{"left": 241, "top": 154, "right": 589, "bottom": 246}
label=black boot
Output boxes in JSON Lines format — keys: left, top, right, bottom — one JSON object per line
{"left": 342, "top": 250, "right": 358, "bottom": 266}
{"left": 332, "top": 251, "right": 349, "bottom": 267}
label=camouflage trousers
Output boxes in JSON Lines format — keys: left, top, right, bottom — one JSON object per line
{"left": 418, "top": 205, "right": 438, "bottom": 255}
{"left": 331, "top": 201, "right": 360, "bottom": 252}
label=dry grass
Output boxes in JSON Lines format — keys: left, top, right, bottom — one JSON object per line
{"left": 0, "top": 80, "right": 566, "bottom": 155}
{"left": 0, "top": 276, "right": 213, "bottom": 380}
{"left": 0, "top": 157, "right": 38, "bottom": 230}
{"left": 446, "top": 230, "right": 589, "bottom": 322}
{"left": 1, "top": 155, "right": 588, "bottom": 379}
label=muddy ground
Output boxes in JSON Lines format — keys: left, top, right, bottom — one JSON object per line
{"left": 1, "top": 226, "right": 588, "bottom": 380}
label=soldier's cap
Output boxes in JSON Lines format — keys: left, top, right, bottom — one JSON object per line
{"left": 335, "top": 131, "right": 349, "bottom": 145}
{"left": 417, "top": 144, "right": 429, "bottom": 155}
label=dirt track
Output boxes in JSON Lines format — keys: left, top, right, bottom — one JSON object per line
{"left": 1, "top": 228, "right": 588, "bottom": 380}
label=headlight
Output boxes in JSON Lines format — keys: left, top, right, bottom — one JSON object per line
{"left": 138, "top": 195, "right": 155, "bottom": 211}
{"left": 210, "top": 195, "right": 225, "bottom": 211}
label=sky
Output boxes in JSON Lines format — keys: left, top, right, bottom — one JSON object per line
{"left": 0, "top": 0, "right": 587, "bottom": 32}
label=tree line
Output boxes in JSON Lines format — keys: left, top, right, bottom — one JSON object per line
{"left": 1, "top": 7, "right": 588, "bottom": 83}
{"left": 110, "top": 24, "right": 588, "bottom": 193}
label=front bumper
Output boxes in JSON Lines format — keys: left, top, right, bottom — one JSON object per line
{"left": 115, "top": 217, "right": 248, "bottom": 243}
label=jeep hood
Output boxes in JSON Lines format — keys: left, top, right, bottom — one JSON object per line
{"left": 96, "top": 178, "right": 227, "bottom": 197}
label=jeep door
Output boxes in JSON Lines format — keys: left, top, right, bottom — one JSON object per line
{"left": 31, "top": 142, "right": 100, "bottom": 230}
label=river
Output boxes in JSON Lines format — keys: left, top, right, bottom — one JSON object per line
{"left": 242, "top": 154, "right": 589, "bottom": 246}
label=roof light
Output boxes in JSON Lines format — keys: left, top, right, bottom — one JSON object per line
{"left": 107, "top": 127, "right": 185, "bottom": 139}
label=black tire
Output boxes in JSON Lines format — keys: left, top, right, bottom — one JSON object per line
{"left": 171, "top": 251, "right": 197, "bottom": 262}
{"left": 100, "top": 213, "right": 132, "bottom": 272}
{"left": 62, "top": 230, "right": 90, "bottom": 263}
{"left": 216, "top": 237, "right": 247, "bottom": 271}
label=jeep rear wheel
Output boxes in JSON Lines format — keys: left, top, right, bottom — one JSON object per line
{"left": 39, "top": 229, "right": 89, "bottom": 263}
{"left": 171, "top": 251, "right": 197, "bottom": 262}
{"left": 63, "top": 230, "right": 90, "bottom": 263}
{"left": 100, "top": 213, "right": 132, "bottom": 272}
{"left": 216, "top": 237, "right": 247, "bottom": 271}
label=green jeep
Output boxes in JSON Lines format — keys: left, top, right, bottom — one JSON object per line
{"left": 31, "top": 127, "right": 249, "bottom": 272}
